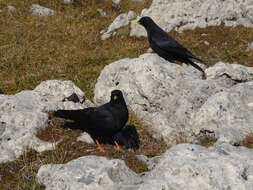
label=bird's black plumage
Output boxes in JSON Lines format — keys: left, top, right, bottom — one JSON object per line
{"left": 54, "top": 90, "right": 128, "bottom": 137}
{"left": 137, "top": 16, "right": 206, "bottom": 79}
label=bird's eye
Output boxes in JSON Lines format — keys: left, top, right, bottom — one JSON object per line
{"left": 113, "top": 95, "right": 118, "bottom": 100}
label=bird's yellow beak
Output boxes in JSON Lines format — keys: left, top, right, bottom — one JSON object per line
{"left": 113, "top": 95, "right": 118, "bottom": 100}
{"left": 134, "top": 21, "right": 140, "bottom": 26}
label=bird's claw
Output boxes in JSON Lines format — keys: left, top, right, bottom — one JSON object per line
{"left": 114, "top": 141, "right": 123, "bottom": 152}
{"left": 96, "top": 140, "right": 106, "bottom": 153}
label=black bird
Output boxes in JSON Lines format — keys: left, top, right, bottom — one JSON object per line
{"left": 54, "top": 90, "right": 128, "bottom": 152}
{"left": 136, "top": 16, "right": 206, "bottom": 79}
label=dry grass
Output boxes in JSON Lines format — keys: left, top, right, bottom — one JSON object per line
{"left": 0, "top": 0, "right": 152, "bottom": 99}
{"left": 239, "top": 133, "right": 253, "bottom": 148}
{"left": 1, "top": 0, "right": 253, "bottom": 189}
{"left": 1, "top": 1, "right": 252, "bottom": 98}
{"left": 0, "top": 111, "right": 168, "bottom": 189}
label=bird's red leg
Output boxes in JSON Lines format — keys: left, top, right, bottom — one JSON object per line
{"left": 96, "top": 140, "right": 106, "bottom": 153}
{"left": 114, "top": 141, "right": 123, "bottom": 151}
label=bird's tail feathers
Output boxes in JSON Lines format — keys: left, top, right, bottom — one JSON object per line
{"left": 54, "top": 109, "right": 82, "bottom": 121}
{"left": 187, "top": 59, "right": 207, "bottom": 80}
{"left": 186, "top": 51, "right": 205, "bottom": 64}
{"left": 192, "top": 56, "right": 205, "bottom": 64}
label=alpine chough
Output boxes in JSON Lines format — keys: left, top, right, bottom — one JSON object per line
{"left": 136, "top": 16, "right": 206, "bottom": 79}
{"left": 54, "top": 90, "right": 128, "bottom": 152}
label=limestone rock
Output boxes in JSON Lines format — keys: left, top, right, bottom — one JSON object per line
{"left": 37, "top": 156, "right": 139, "bottom": 190}
{"left": 101, "top": 11, "right": 137, "bottom": 40}
{"left": 0, "top": 80, "right": 93, "bottom": 163}
{"left": 112, "top": 0, "right": 121, "bottom": 10}
{"left": 142, "top": 143, "right": 253, "bottom": 190}
{"left": 94, "top": 53, "right": 253, "bottom": 145}
{"left": 130, "top": 0, "right": 253, "bottom": 37}
{"left": 63, "top": 0, "right": 73, "bottom": 5}
{"left": 247, "top": 42, "right": 253, "bottom": 51}
{"left": 37, "top": 143, "right": 253, "bottom": 189}
{"left": 7, "top": 5, "right": 16, "bottom": 13}
{"left": 30, "top": 4, "right": 54, "bottom": 16}
{"left": 77, "top": 132, "right": 94, "bottom": 144}
{"left": 97, "top": 8, "right": 107, "bottom": 17}
{"left": 191, "top": 81, "right": 253, "bottom": 144}
{"left": 132, "top": 0, "right": 147, "bottom": 2}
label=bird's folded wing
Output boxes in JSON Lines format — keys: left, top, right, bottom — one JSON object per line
{"left": 153, "top": 35, "right": 203, "bottom": 62}
{"left": 88, "top": 108, "right": 114, "bottom": 125}
{"left": 154, "top": 39, "right": 188, "bottom": 54}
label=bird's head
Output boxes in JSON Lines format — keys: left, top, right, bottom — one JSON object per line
{"left": 110, "top": 90, "right": 126, "bottom": 105}
{"left": 135, "top": 16, "right": 155, "bottom": 28}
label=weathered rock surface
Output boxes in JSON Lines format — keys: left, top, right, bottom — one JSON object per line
{"left": 247, "top": 42, "right": 253, "bottom": 51}
{"left": 130, "top": 0, "right": 253, "bottom": 37}
{"left": 191, "top": 81, "right": 253, "bottom": 144}
{"left": 101, "top": 11, "right": 137, "bottom": 40}
{"left": 37, "top": 143, "right": 253, "bottom": 190}
{"left": 0, "top": 80, "right": 93, "bottom": 163}
{"left": 7, "top": 5, "right": 16, "bottom": 13}
{"left": 77, "top": 132, "right": 94, "bottom": 144}
{"left": 63, "top": 0, "right": 73, "bottom": 5}
{"left": 112, "top": 0, "right": 121, "bottom": 10}
{"left": 30, "top": 4, "right": 54, "bottom": 16}
{"left": 97, "top": 8, "right": 107, "bottom": 17}
{"left": 37, "top": 156, "right": 139, "bottom": 190}
{"left": 94, "top": 53, "right": 253, "bottom": 145}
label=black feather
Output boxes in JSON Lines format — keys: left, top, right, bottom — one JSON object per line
{"left": 54, "top": 90, "right": 129, "bottom": 137}
{"left": 138, "top": 16, "right": 206, "bottom": 79}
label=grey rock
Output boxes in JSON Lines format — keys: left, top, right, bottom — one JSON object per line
{"left": 204, "top": 41, "right": 210, "bottom": 46}
{"left": 206, "top": 61, "right": 253, "bottom": 82}
{"left": 37, "top": 143, "right": 253, "bottom": 189}
{"left": 247, "top": 42, "right": 253, "bottom": 51}
{"left": 77, "top": 132, "right": 94, "bottom": 144}
{"left": 132, "top": 0, "right": 147, "bottom": 2}
{"left": 94, "top": 53, "right": 253, "bottom": 145}
{"left": 0, "top": 80, "right": 93, "bottom": 163}
{"left": 142, "top": 143, "right": 253, "bottom": 190}
{"left": 112, "top": 0, "right": 121, "bottom": 10}
{"left": 101, "top": 33, "right": 111, "bottom": 40}
{"left": 30, "top": 4, "right": 54, "bottom": 16}
{"left": 97, "top": 8, "right": 107, "bottom": 17}
{"left": 63, "top": 0, "right": 73, "bottom": 5}
{"left": 7, "top": 5, "right": 16, "bottom": 13}
{"left": 101, "top": 11, "right": 137, "bottom": 40}
{"left": 146, "top": 48, "right": 153, "bottom": 53}
{"left": 191, "top": 81, "right": 253, "bottom": 144}
{"left": 37, "top": 156, "right": 139, "bottom": 190}
{"left": 130, "top": 0, "right": 253, "bottom": 37}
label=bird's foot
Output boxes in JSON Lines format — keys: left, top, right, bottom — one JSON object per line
{"left": 176, "top": 67, "right": 184, "bottom": 72}
{"left": 114, "top": 141, "right": 123, "bottom": 152}
{"left": 96, "top": 140, "right": 106, "bottom": 153}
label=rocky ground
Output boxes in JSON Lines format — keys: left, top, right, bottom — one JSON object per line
{"left": 1, "top": 0, "right": 253, "bottom": 189}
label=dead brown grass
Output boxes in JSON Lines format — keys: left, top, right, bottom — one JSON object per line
{"left": 239, "top": 133, "right": 253, "bottom": 148}
{"left": 0, "top": 0, "right": 152, "bottom": 99}
{"left": 1, "top": 1, "right": 252, "bottom": 98}
{"left": 0, "top": 111, "right": 167, "bottom": 189}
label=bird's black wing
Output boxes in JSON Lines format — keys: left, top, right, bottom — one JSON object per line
{"left": 152, "top": 34, "right": 206, "bottom": 79}
{"left": 151, "top": 34, "right": 204, "bottom": 62}
{"left": 151, "top": 34, "right": 188, "bottom": 57}
{"left": 54, "top": 106, "right": 115, "bottom": 129}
